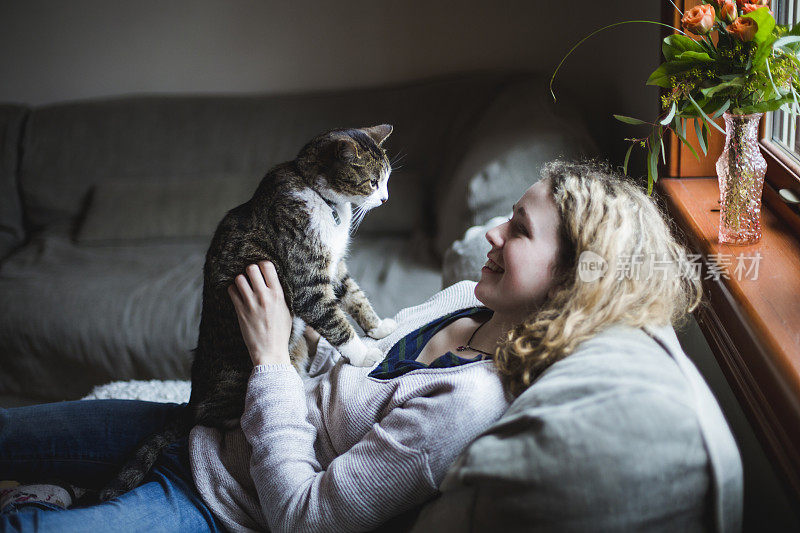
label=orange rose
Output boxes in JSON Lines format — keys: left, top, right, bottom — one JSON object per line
{"left": 682, "top": 4, "right": 716, "bottom": 35}
{"left": 728, "top": 16, "right": 758, "bottom": 41}
{"left": 742, "top": 3, "right": 772, "bottom": 14}
{"left": 720, "top": 1, "right": 737, "bottom": 23}
{"left": 737, "top": 0, "right": 769, "bottom": 6}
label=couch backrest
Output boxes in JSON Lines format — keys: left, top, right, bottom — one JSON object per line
{"left": 0, "top": 104, "right": 28, "bottom": 259}
{"left": 16, "top": 73, "right": 523, "bottom": 237}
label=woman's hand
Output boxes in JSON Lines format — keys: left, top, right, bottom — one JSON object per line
{"left": 228, "top": 261, "right": 292, "bottom": 366}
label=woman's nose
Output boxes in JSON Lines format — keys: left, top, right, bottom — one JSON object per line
{"left": 485, "top": 223, "right": 504, "bottom": 248}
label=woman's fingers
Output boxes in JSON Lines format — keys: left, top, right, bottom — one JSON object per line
{"left": 234, "top": 273, "right": 256, "bottom": 307}
{"left": 232, "top": 262, "right": 283, "bottom": 310}
{"left": 227, "top": 284, "right": 242, "bottom": 308}
{"left": 246, "top": 263, "right": 268, "bottom": 297}
{"left": 259, "top": 261, "right": 283, "bottom": 297}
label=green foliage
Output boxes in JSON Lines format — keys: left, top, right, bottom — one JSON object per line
{"left": 712, "top": 99, "right": 731, "bottom": 118}
{"left": 647, "top": 128, "right": 661, "bottom": 194}
{"left": 647, "top": 60, "right": 700, "bottom": 88}
{"left": 662, "top": 34, "right": 705, "bottom": 61}
{"left": 701, "top": 78, "right": 744, "bottom": 98}
{"left": 660, "top": 102, "right": 677, "bottom": 125}
{"left": 753, "top": 34, "right": 777, "bottom": 67}
{"left": 739, "top": 95, "right": 795, "bottom": 113}
{"left": 623, "top": 143, "right": 634, "bottom": 176}
{"left": 632, "top": 6, "right": 800, "bottom": 194}
{"left": 613, "top": 114, "right": 648, "bottom": 125}
{"left": 675, "top": 51, "right": 714, "bottom": 62}
{"left": 694, "top": 118, "right": 707, "bottom": 156}
{"left": 551, "top": 5, "right": 800, "bottom": 195}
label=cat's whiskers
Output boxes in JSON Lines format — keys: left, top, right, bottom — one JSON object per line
{"left": 390, "top": 151, "right": 407, "bottom": 168}
{"left": 350, "top": 203, "right": 370, "bottom": 236}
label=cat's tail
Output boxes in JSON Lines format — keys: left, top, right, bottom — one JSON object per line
{"left": 98, "top": 407, "right": 189, "bottom": 501}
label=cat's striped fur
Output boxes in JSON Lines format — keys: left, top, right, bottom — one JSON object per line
{"left": 100, "top": 125, "right": 396, "bottom": 501}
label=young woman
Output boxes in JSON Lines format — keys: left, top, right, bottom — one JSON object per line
{"left": 0, "top": 161, "right": 742, "bottom": 532}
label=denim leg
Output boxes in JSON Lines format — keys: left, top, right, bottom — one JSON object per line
{"left": 0, "top": 438, "right": 224, "bottom": 533}
{"left": 0, "top": 402, "right": 226, "bottom": 532}
{"left": 0, "top": 400, "right": 182, "bottom": 488}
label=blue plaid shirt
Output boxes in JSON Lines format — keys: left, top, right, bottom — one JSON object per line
{"left": 368, "top": 307, "right": 492, "bottom": 380}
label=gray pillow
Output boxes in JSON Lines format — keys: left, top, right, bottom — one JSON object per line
{"left": 442, "top": 215, "right": 509, "bottom": 289}
{"left": 76, "top": 177, "right": 255, "bottom": 244}
{"left": 411, "top": 325, "right": 739, "bottom": 532}
{"left": 434, "top": 78, "right": 597, "bottom": 256}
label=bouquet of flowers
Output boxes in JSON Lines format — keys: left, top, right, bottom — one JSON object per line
{"left": 552, "top": 0, "right": 800, "bottom": 193}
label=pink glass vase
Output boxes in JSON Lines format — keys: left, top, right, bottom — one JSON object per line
{"left": 714, "top": 112, "right": 766, "bottom": 245}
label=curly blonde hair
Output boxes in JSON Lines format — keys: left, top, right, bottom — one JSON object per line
{"left": 493, "top": 160, "right": 702, "bottom": 397}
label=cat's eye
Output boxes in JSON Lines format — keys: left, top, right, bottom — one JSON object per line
{"left": 370, "top": 179, "right": 379, "bottom": 188}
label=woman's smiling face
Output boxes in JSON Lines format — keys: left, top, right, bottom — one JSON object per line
{"left": 474, "top": 179, "right": 562, "bottom": 318}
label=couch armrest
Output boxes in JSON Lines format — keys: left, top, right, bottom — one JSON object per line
{"left": 434, "top": 76, "right": 597, "bottom": 256}
{"left": 0, "top": 104, "right": 28, "bottom": 261}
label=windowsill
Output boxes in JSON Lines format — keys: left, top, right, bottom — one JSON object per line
{"left": 658, "top": 177, "right": 800, "bottom": 500}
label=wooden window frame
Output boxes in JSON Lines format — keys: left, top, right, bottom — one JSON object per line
{"left": 760, "top": 139, "right": 800, "bottom": 236}
{"left": 659, "top": 0, "right": 800, "bottom": 504}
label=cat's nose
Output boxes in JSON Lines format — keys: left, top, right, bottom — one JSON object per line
{"left": 380, "top": 197, "right": 388, "bottom": 204}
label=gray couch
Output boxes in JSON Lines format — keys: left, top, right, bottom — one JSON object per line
{"left": 1, "top": 73, "right": 744, "bottom": 531}
{"left": 0, "top": 71, "right": 596, "bottom": 404}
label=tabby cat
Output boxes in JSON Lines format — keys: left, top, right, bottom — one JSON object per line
{"left": 100, "top": 124, "right": 397, "bottom": 500}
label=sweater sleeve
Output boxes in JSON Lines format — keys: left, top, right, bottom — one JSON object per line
{"left": 240, "top": 365, "right": 440, "bottom": 533}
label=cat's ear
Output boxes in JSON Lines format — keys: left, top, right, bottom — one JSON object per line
{"left": 362, "top": 124, "right": 393, "bottom": 146}
{"left": 336, "top": 139, "right": 360, "bottom": 162}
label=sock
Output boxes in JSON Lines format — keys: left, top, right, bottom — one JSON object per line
{"left": 0, "top": 481, "right": 84, "bottom": 512}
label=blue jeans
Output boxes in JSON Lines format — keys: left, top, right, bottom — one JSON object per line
{"left": 0, "top": 400, "right": 225, "bottom": 532}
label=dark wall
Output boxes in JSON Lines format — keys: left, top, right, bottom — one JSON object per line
{"left": 0, "top": 0, "right": 661, "bottom": 168}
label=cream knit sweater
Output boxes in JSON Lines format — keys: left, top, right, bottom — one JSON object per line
{"left": 189, "top": 281, "right": 510, "bottom": 532}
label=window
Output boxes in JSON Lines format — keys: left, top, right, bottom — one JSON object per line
{"left": 762, "top": 0, "right": 800, "bottom": 206}
{"left": 766, "top": 0, "right": 800, "bottom": 165}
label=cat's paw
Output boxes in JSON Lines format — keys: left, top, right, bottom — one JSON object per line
{"left": 339, "top": 338, "right": 384, "bottom": 367}
{"left": 368, "top": 318, "right": 397, "bottom": 339}
{"left": 352, "top": 345, "right": 384, "bottom": 367}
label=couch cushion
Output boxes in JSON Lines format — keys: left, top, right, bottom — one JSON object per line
{"left": 74, "top": 168, "right": 424, "bottom": 244}
{"left": 0, "top": 105, "right": 29, "bottom": 260}
{"left": 76, "top": 177, "right": 256, "bottom": 243}
{"left": 0, "top": 232, "right": 440, "bottom": 401}
{"left": 0, "top": 233, "right": 205, "bottom": 401}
